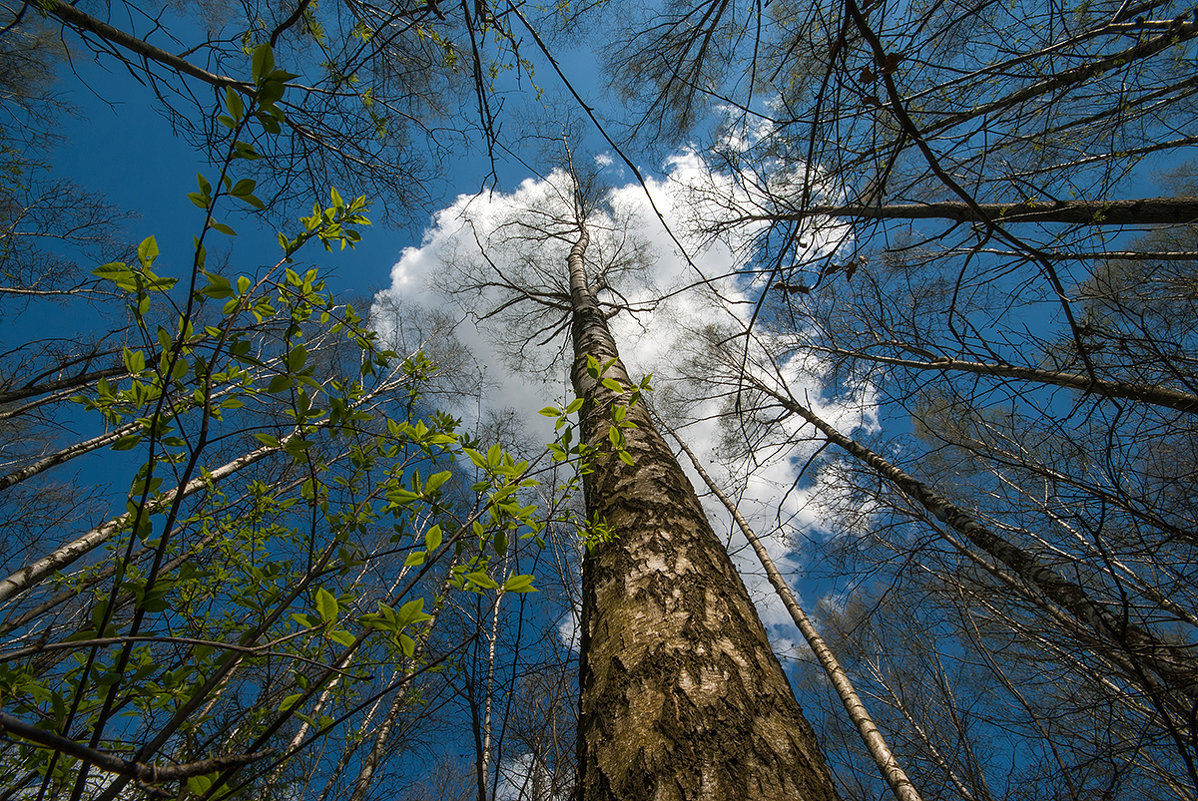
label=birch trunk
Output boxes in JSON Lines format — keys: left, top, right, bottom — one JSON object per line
{"left": 567, "top": 225, "right": 839, "bottom": 801}
{"left": 661, "top": 417, "right": 923, "bottom": 801}
{"left": 754, "top": 381, "right": 1198, "bottom": 702}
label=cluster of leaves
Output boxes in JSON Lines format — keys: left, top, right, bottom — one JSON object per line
{"left": 0, "top": 43, "right": 544, "bottom": 801}
{"left": 537, "top": 356, "right": 653, "bottom": 550}
{"left": 540, "top": 355, "right": 652, "bottom": 469}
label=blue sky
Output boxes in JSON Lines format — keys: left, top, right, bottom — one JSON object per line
{"left": 45, "top": 13, "right": 611, "bottom": 296}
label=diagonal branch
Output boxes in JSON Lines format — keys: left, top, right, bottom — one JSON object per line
{"left": 0, "top": 711, "right": 270, "bottom": 785}
{"left": 759, "top": 197, "right": 1198, "bottom": 226}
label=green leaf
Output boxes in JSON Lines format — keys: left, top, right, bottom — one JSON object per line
{"left": 423, "top": 470, "right": 451, "bottom": 494}
{"left": 123, "top": 348, "right": 145, "bottom": 374}
{"left": 565, "top": 398, "right": 584, "bottom": 414}
{"left": 538, "top": 406, "right": 561, "bottom": 417}
{"left": 93, "top": 261, "right": 130, "bottom": 280}
{"left": 465, "top": 570, "right": 499, "bottom": 590}
{"left": 502, "top": 574, "right": 538, "bottom": 593}
{"left": 200, "top": 272, "right": 234, "bottom": 299}
{"left": 283, "top": 437, "right": 311, "bottom": 458}
{"left": 251, "top": 42, "right": 275, "bottom": 84}
{"left": 258, "top": 79, "right": 286, "bottom": 107}
{"left": 330, "top": 628, "right": 356, "bottom": 647}
{"left": 399, "top": 633, "right": 416, "bottom": 658}
{"left": 187, "top": 774, "right": 216, "bottom": 796}
{"left": 425, "top": 525, "right": 443, "bottom": 552}
{"left": 50, "top": 692, "right": 67, "bottom": 727}
{"left": 233, "top": 140, "right": 261, "bottom": 160}
{"left": 278, "top": 694, "right": 303, "bottom": 712}
{"left": 237, "top": 192, "right": 267, "bottom": 210}
{"left": 292, "top": 612, "right": 320, "bottom": 629}
{"left": 225, "top": 86, "right": 244, "bottom": 120}
{"left": 404, "top": 550, "right": 426, "bottom": 567}
{"left": 210, "top": 221, "right": 237, "bottom": 236}
{"left": 602, "top": 378, "right": 623, "bottom": 392}
{"left": 137, "top": 236, "right": 159, "bottom": 268}
{"left": 112, "top": 434, "right": 142, "bottom": 451}
{"left": 618, "top": 450, "right": 635, "bottom": 466}
{"left": 231, "top": 178, "right": 257, "bottom": 197}
{"left": 253, "top": 433, "right": 280, "bottom": 448}
{"left": 315, "top": 587, "right": 338, "bottom": 624}
{"left": 286, "top": 343, "right": 307, "bottom": 372}
{"left": 395, "top": 598, "right": 432, "bottom": 628}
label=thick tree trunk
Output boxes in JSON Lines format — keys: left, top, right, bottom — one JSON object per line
{"left": 662, "top": 419, "right": 924, "bottom": 801}
{"left": 567, "top": 227, "right": 839, "bottom": 801}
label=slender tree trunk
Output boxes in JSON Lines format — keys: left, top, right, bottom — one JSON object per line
{"left": 750, "top": 378, "right": 1198, "bottom": 702}
{"left": 480, "top": 576, "right": 506, "bottom": 797}
{"left": 347, "top": 564, "right": 455, "bottom": 801}
{"left": 567, "top": 224, "right": 839, "bottom": 801}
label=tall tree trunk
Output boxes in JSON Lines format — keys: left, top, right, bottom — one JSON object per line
{"left": 567, "top": 224, "right": 839, "bottom": 801}
{"left": 660, "top": 415, "right": 924, "bottom": 801}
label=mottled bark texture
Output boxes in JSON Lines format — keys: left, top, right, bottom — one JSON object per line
{"left": 568, "top": 228, "right": 839, "bottom": 801}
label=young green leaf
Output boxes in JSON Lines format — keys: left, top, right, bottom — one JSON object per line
{"left": 251, "top": 42, "right": 275, "bottom": 84}
{"left": 502, "top": 574, "right": 538, "bottom": 593}
{"left": 137, "top": 236, "right": 159, "bottom": 268}
{"left": 315, "top": 587, "right": 339, "bottom": 624}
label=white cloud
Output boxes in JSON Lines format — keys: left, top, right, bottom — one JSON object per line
{"left": 555, "top": 603, "right": 580, "bottom": 653}
{"left": 372, "top": 153, "right": 874, "bottom": 653}
{"left": 495, "top": 752, "right": 570, "bottom": 801}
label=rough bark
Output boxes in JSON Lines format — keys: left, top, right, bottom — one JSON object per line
{"left": 568, "top": 227, "right": 839, "bottom": 801}
{"left": 662, "top": 418, "right": 923, "bottom": 801}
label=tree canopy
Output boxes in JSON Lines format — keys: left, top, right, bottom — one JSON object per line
{"left": 1, "top": 0, "right": 1197, "bottom": 799}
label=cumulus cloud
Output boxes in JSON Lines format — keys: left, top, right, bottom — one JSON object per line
{"left": 372, "top": 153, "right": 873, "bottom": 652}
